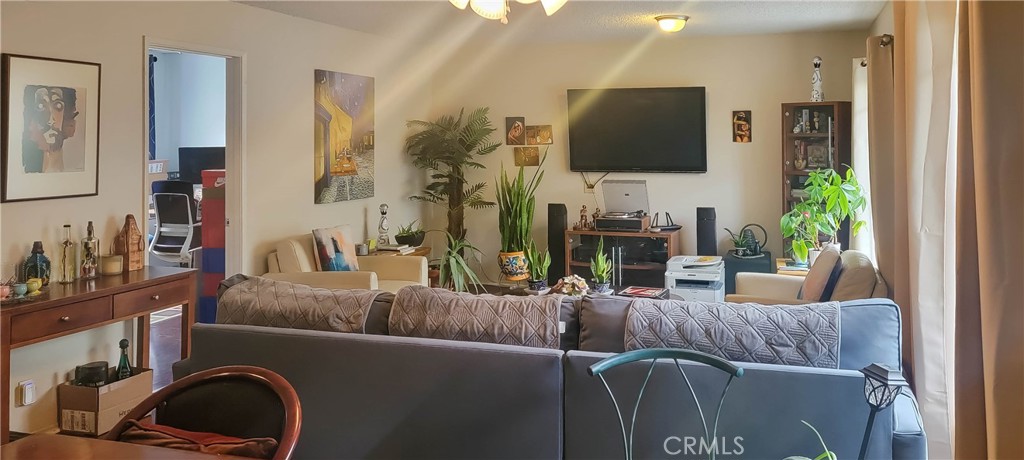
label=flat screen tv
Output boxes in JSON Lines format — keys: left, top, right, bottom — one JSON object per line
{"left": 567, "top": 87, "right": 707, "bottom": 172}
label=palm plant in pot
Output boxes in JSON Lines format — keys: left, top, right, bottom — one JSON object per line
{"left": 525, "top": 241, "right": 551, "bottom": 293}
{"left": 406, "top": 107, "right": 499, "bottom": 248}
{"left": 394, "top": 220, "right": 426, "bottom": 247}
{"left": 781, "top": 168, "right": 867, "bottom": 265}
{"left": 590, "top": 237, "right": 614, "bottom": 294}
{"left": 495, "top": 152, "right": 546, "bottom": 281}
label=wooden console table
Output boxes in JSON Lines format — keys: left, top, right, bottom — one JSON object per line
{"left": 0, "top": 266, "right": 197, "bottom": 444}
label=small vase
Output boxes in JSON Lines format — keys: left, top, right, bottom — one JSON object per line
{"left": 527, "top": 279, "right": 548, "bottom": 291}
{"left": 497, "top": 251, "right": 529, "bottom": 281}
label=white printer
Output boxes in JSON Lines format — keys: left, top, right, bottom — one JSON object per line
{"left": 664, "top": 255, "right": 726, "bottom": 302}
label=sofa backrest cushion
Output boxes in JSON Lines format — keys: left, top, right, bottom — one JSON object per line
{"left": 625, "top": 299, "right": 841, "bottom": 368}
{"left": 389, "top": 285, "right": 561, "bottom": 349}
{"left": 798, "top": 245, "right": 843, "bottom": 301}
{"left": 837, "top": 298, "right": 903, "bottom": 371}
{"left": 831, "top": 250, "right": 886, "bottom": 301}
{"left": 559, "top": 296, "right": 581, "bottom": 351}
{"left": 578, "top": 296, "right": 631, "bottom": 353}
{"left": 217, "top": 275, "right": 385, "bottom": 334}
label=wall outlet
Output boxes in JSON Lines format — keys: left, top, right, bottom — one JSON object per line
{"left": 584, "top": 184, "right": 595, "bottom": 194}
{"left": 17, "top": 380, "right": 35, "bottom": 406}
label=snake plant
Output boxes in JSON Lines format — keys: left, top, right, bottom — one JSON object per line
{"left": 590, "top": 237, "right": 613, "bottom": 284}
{"left": 496, "top": 150, "right": 546, "bottom": 253}
{"left": 525, "top": 241, "right": 551, "bottom": 282}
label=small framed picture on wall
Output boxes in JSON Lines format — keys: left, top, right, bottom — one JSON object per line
{"left": 732, "top": 110, "right": 751, "bottom": 143}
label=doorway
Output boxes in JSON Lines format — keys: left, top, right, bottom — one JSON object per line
{"left": 143, "top": 39, "right": 245, "bottom": 389}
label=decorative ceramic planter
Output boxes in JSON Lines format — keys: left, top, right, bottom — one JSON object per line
{"left": 808, "top": 249, "right": 822, "bottom": 267}
{"left": 527, "top": 279, "right": 548, "bottom": 291}
{"left": 592, "top": 281, "right": 612, "bottom": 294}
{"left": 395, "top": 232, "right": 425, "bottom": 247}
{"left": 497, "top": 251, "right": 529, "bottom": 281}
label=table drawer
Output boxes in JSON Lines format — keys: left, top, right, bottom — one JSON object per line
{"left": 113, "top": 280, "right": 191, "bottom": 317}
{"left": 10, "top": 297, "right": 113, "bottom": 344}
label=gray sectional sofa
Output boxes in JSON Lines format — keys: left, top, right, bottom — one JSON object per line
{"left": 173, "top": 288, "right": 926, "bottom": 459}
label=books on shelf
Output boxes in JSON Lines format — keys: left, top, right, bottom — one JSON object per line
{"left": 617, "top": 286, "right": 668, "bottom": 299}
{"left": 377, "top": 244, "right": 409, "bottom": 251}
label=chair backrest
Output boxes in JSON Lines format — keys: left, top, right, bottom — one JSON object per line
{"left": 831, "top": 250, "right": 889, "bottom": 301}
{"left": 104, "top": 365, "right": 301, "bottom": 460}
{"left": 273, "top": 226, "right": 354, "bottom": 273}
{"left": 152, "top": 180, "right": 199, "bottom": 226}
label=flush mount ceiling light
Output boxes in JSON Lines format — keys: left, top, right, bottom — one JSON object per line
{"left": 655, "top": 15, "right": 690, "bottom": 33}
{"left": 450, "top": 0, "right": 568, "bottom": 24}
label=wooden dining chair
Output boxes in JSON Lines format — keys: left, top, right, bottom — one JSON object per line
{"left": 104, "top": 365, "right": 301, "bottom": 460}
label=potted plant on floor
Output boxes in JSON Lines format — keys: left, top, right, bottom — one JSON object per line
{"left": 781, "top": 168, "right": 867, "bottom": 265}
{"left": 432, "top": 231, "right": 484, "bottom": 293}
{"left": 590, "top": 237, "right": 613, "bottom": 294}
{"left": 525, "top": 241, "right": 551, "bottom": 293}
{"left": 495, "top": 152, "right": 546, "bottom": 281}
{"left": 394, "top": 220, "right": 426, "bottom": 247}
{"left": 406, "top": 107, "right": 499, "bottom": 248}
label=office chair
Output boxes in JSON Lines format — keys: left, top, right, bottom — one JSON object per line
{"left": 150, "top": 180, "right": 202, "bottom": 267}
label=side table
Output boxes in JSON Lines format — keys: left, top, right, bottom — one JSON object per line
{"left": 775, "top": 258, "right": 810, "bottom": 277}
{"left": 723, "top": 251, "right": 773, "bottom": 294}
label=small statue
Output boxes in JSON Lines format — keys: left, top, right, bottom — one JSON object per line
{"left": 576, "top": 205, "right": 589, "bottom": 230}
{"left": 792, "top": 114, "right": 803, "bottom": 134}
{"left": 114, "top": 214, "right": 145, "bottom": 271}
{"left": 811, "top": 56, "right": 824, "bottom": 102}
{"left": 377, "top": 203, "right": 390, "bottom": 245}
{"left": 592, "top": 207, "right": 601, "bottom": 227}
{"left": 813, "top": 112, "right": 821, "bottom": 133}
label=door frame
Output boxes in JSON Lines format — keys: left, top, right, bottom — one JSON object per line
{"left": 142, "top": 37, "right": 247, "bottom": 275}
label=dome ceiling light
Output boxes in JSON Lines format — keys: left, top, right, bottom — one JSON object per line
{"left": 655, "top": 15, "right": 690, "bottom": 33}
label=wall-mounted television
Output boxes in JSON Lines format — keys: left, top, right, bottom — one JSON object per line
{"left": 567, "top": 87, "right": 707, "bottom": 173}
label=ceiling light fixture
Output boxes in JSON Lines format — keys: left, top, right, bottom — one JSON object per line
{"left": 450, "top": 0, "right": 567, "bottom": 24}
{"left": 655, "top": 15, "right": 689, "bottom": 33}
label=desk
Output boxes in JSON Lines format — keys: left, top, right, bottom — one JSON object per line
{"left": 1, "top": 267, "right": 197, "bottom": 444}
{"left": 1, "top": 433, "right": 244, "bottom": 459}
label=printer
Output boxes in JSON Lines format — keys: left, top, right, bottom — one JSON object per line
{"left": 664, "top": 255, "right": 726, "bottom": 302}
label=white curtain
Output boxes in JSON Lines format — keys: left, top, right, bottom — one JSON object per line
{"left": 850, "top": 58, "right": 876, "bottom": 261}
{"left": 865, "top": 1, "right": 959, "bottom": 457}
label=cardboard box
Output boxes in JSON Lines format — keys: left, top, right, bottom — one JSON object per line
{"left": 57, "top": 368, "right": 153, "bottom": 436}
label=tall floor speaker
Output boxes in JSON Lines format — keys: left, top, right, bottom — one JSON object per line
{"left": 696, "top": 207, "right": 718, "bottom": 256}
{"left": 548, "top": 203, "right": 568, "bottom": 284}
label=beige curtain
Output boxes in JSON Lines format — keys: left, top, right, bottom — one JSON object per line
{"left": 954, "top": 1, "right": 1024, "bottom": 458}
{"left": 866, "top": 1, "right": 959, "bottom": 457}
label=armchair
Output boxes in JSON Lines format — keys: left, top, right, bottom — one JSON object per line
{"left": 265, "top": 230, "right": 427, "bottom": 293}
{"left": 726, "top": 250, "right": 887, "bottom": 304}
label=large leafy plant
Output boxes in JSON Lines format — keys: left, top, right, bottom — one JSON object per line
{"left": 525, "top": 241, "right": 551, "bottom": 282}
{"left": 434, "top": 231, "right": 484, "bottom": 293}
{"left": 495, "top": 152, "right": 546, "bottom": 253}
{"left": 781, "top": 168, "right": 867, "bottom": 261}
{"left": 590, "top": 237, "right": 613, "bottom": 284}
{"left": 406, "top": 108, "right": 500, "bottom": 245}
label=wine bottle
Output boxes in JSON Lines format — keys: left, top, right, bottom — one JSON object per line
{"left": 59, "top": 225, "right": 76, "bottom": 284}
{"left": 116, "top": 339, "right": 132, "bottom": 380}
{"left": 80, "top": 221, "right": 99, "bottom": 280}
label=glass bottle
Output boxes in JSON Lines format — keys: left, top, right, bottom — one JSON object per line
{"left": 22, "top": 241, "right": 51, "bottom": 286}
{"left": 80, "top": 221, "right": 99, "bottom": 280}
{"left": 116, "top": 339, "right": 132, "bottom": 380}
{"left": 58, "top": 225, "right": 77, "bottom": 284}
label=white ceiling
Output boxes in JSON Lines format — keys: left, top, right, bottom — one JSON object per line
{"left": 240, "top": 0, "right": 886, "bottom": 44}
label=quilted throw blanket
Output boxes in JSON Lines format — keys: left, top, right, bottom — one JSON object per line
{"left": 625, "top": 299, "right": 841, "bottom": 368}
{"left": 217, "top": 275, "right": 385, "bottom": 334}
{"left": 389, "top": 285, "right": 561, "bottom": 349}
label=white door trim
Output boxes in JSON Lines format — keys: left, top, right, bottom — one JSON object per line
{"left": 142, "top": 36, "right": 247, "bottom": 276}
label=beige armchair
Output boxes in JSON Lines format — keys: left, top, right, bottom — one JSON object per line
{"left": 265, "top": 232, "right": 428, "bottom": 293}
{"left": 726, "top": 250, "right": 888, "bottom": 304}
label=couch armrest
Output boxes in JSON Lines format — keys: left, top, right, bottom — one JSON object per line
{"left": 357, "top": 255, "right": 428, "bottom": 285}
{"left": 892, "top": 389, "right": 927, "bottom": 460}
{"left": 734, "top": 272, "right": 805, "bottom": 299}
{"left": 263, "top": 271, "right": 378, "bottom": 290}
{"left": 724, "top": 294, "right": 812, "bottom": 305}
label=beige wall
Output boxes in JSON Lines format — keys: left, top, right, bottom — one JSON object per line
{"left": 1, "top": 1, "right": 430, "bottom": 432}
{"left": 431, "top": 31, "right": 868, "bottom": 281}
{"left": 871, "top": 2, "right": 895, "bottom": 36}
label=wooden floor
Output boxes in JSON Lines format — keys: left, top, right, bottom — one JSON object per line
{"left": 149, "top": 309, "right": 181, "bottom": 390}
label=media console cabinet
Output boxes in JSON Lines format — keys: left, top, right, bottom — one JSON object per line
{"left": 565, "top": 228, "right": 682, "bottom": 288}
{"left": 0, "top": 266, "right": 197, "bottom": 443}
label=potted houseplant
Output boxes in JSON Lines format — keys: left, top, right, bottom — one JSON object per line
{"left": 431, "top": 231, "right": 484, "bottom": 293}
{"left": 724, "top": 227, "right": 751, "bottom": 257}
{"left": 525, "top": 241, "right": 551, "bottom": 293}
{"left": 495, "top": 152, "right": 546, "bottom": 281}
{"left": 781, "top": 168, "right": 867, "bottom": 265}
{"left": 394, "top": 220, "right": 426, "bottom": 247}
{"left": 590, "top": 237, "right": 613, "bottom": 294}
{"left": 406, "top": 107, "right": 499, "bottom": 248}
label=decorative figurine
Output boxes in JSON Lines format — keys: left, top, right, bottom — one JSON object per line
{"left": 813, "top": 112, "right": 821, "bottom": 133}
{"left": 114, "top": 214, "right": 145, "bottom": 271}
{"left": 80, "top": 221, "right": 99, "bottom": 280}
{"left": 58, "top": 225, "right": 76, "bottom": 283}
{"left": 811, "top": 56, "right": 824, "bottom": 102}
{"left": 592, "top": 207, "right": 601, "bottom": 227}
{"left": 377, "top": 203, "right": 390, "bottom": 246}
{"left": 794, "top": 141, "right": 808, "bottom": 169}
{"left": 22, "top": 241, "right": 51, "bottom": 286}
{"left": 576, "top": 205, "right": 589, "bottom": 230}
{"left": 792, "top": 114, "right": 803, "bottom": 134}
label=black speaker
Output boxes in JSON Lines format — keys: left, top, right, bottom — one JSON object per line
{"left": 548, "top": 203, "right": 568, "bottom": 284}
{"left": 696, "top": 207, "right": 717, "bottom": 256}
